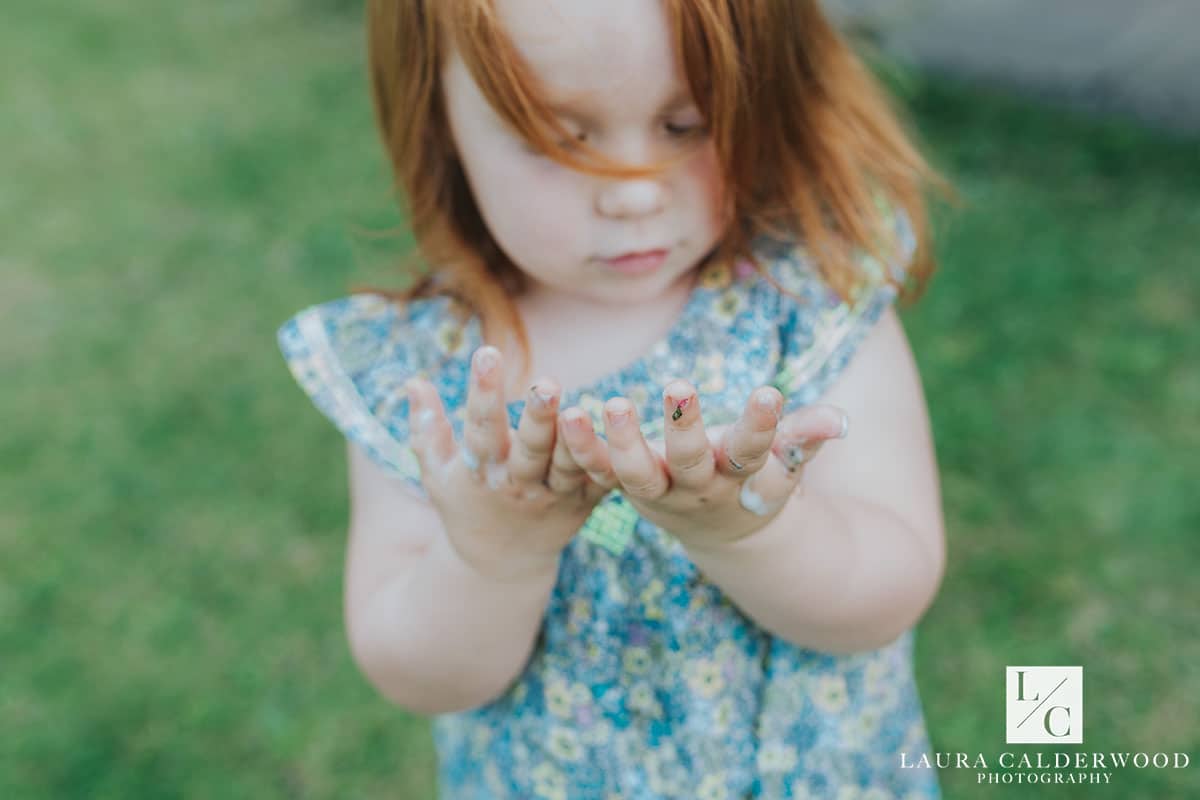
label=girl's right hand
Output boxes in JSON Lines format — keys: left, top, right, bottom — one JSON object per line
{"left": 404, "top": 345, "right": 618, "bottom": 584}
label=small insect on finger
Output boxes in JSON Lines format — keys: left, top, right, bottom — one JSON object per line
{"left": 777, "top": 438, "right": 820, "bottom": 472}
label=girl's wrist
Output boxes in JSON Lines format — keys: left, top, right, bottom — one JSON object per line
{"left": 435, "top": 528, "right": 563, "bottom": 589}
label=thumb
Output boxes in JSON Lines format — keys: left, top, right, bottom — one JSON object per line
{"left": 771, "top": 404, "right": 849, "bottom": 472}
{"left": 405, "top": 378, "right": 457, "bottom": 468}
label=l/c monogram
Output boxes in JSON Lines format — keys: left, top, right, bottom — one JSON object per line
{"left": 1014, "top": 670, "right": 1071, "bottom": 737}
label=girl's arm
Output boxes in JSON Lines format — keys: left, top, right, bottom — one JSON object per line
{"left": 684, "top": 308, "right": 946, "bottom": 653}
{"left": 342, "top": 442, "right": 560, "bottom": 715}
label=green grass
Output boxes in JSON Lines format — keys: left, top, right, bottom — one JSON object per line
{"left": 3, "top": 2, "right": 1198, "bottom": 797}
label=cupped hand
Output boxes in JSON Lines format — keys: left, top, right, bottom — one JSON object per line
{"left": 404, "top": 345, "right": 618, "bottom": 583}
{"left": 556, "top": 379, "right": 849, "bottom": 550}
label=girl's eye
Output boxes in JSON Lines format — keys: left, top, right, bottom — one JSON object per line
{"left": 526, "top": 122, "right": 706, "bottom": 156}
{"left": 559, "top": 130, "right": 588, "bottom": 149}
{"left": 521, "top": 134, "right": 583, "bottom": 157}
{"left": 665, "top": 122, "right": 703, "bottom": 138}
{"left": 562, "top": 123, "right": 703, "bottom": 146}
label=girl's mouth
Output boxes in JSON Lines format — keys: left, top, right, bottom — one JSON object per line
{"left": 602, "top": 248, "right": 670, "bottom": 275}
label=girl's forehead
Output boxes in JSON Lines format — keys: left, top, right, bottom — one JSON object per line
{"left": 495, "top": 0, "right": 687, "bottom": 116}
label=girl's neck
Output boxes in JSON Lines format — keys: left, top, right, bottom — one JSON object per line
{"left": 518, "top": 266, "right": 698, "bottom": 326}
{"left": 503, "top": 267, "right": 699, "bottom": 400}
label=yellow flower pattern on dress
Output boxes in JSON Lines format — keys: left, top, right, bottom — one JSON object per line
{"left": 532, "top": 762, "right": 567, "bottom": 800}
{"left": 622, "top": 646, "right": 651, "bottom": 676}
{"left": 566, "top": 597, "right": 591, "bottom": 636}
{"left": 698, "top": 259, "right": 734, "bottom": 290}
{"left": 841, "top": 704, "right": 885, "bottom": 749}
{"left": 545, "top": 678, "right": 573, "bottom": 720}
{"left": 687, "top": 658, "right": 726, "bottom": 699}
{"left": 788, "top": 779, "right": 820, "bottom": 800}
{"left": 757, "top": 740, "right": 800, "bottom": 774}
{"left": 811, "top": 673, "right": 851, "bottom": 714}
{"left": 276, "top": 203, "right": 941, "bottom": 799}
{"left": 712, "top": 696, "right": 734, "bottom": 735}
{"left": 436, "top": 319, "right": 465, "bottom": 355}
{"left": 581, "top": 718, "right": 614, "bottom": 746}
{"left": 697, "top": 772, "right": 731, "bottom": 800}
{"left": 628, "top": 682, "right": 663, "bottom": 719}
{"left": 714, "top": 288, "right": 744, "bottom": 322}
{"left": 640, "top": 578, "right": 666, "bottom": 621}
{"left": 835, "top": 787, "right": 896, "bottom": 800}
{"left": 547, "top": 725, "right": 585, "bottom": 763}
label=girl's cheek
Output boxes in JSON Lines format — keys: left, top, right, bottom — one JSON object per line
{"left": 510, "top": 162, "right": 591, "bottom": 217}
{"left": 688, "top": 143, "right": 729, "bottom": 227}
{"left": 482, "top": 168, "right": 586, "bottom": 255}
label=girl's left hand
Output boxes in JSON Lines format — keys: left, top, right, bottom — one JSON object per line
{"left": 556, "top": 379, "right": 850, "bottom": 551}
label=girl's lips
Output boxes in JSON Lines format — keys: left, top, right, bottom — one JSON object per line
{"left": 602, "top": 248, "right": 670, "bottom": 275}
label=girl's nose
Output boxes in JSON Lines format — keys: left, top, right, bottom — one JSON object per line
{"left": 596, "top": 177, "right": 666, "bottom": 219}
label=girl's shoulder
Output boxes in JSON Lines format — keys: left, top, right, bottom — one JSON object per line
{"left": 754, "top": 198, "right": 916, "bottom": 308}
{"left": 753, "top": 201, "right": 918, "bottom": 412}
{"left": 275, "top": 291, "right": 476, "bottom": 493}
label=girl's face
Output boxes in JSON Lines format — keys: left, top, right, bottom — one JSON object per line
{"left": 440, "top": 0, "right": 730, "bottom": 307}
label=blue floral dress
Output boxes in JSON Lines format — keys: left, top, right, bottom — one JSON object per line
{"left": 277, "top": 209, "right": 943, "bottom": 800}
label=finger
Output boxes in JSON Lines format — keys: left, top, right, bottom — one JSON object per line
{"left": 738, "top": 406, "right": 849, "bottom": 516}
{"left": 603, "top": 397, "right": 669, "bottom": 500}
{"left": 405, "top": 377, "right": 456, "bottom": 471}
{"left": 546, "top": 407, "right": 591, "bottom": 495}
{"left": 771, "top": 404, "right": 849, "bottom": 474}
{"left": 661, "top": 380, "right": 714, "bottom": 491}
{"left": 557, "top": 407, "right": 619, "bottom": 491}
{"left": 714, "top": 386, "right": 783, "bottom": 479}
{"left": 506, "top": 378, "right": 561, "bottom": 485}
{"left": 462, "top": 345, "right": 512, "bottom": 476}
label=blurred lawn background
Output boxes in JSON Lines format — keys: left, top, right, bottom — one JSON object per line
{"left": 3, "top": 1, "right": 1197, "bottom": 798}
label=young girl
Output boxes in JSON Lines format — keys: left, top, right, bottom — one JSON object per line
{"left": 278, "top": 0, "right": 948, "bottom": 796}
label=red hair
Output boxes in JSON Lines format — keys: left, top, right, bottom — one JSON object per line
{"left": 356, "top": 0, "right": 951, "bottom": 386}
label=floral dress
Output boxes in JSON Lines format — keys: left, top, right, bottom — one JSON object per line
{"left": 276, "top": 209, "right": 943, "bottom": 800}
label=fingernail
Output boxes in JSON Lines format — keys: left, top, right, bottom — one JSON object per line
{"left": 755, "top": 389, "right": 781, "bottom": 420}
{"left": 416, "top": 408, "right": 435, "bottom": 430}
{"left": 838, "top": 413, "right": 850, "bottom": 439}
{"left": 607, "top": 402, "right": 632, "bottom": 428}
{"left": 529, "top": 383, "right": 556, "bottom": 408}
{"left": 561, "top": 408, "right": 589, "bottom": 434}
{"left": 474, "top": 347, "right": 498, "bottom": 375}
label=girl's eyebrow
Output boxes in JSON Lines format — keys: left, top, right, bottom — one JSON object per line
{"left": 547, "top": 87, "right": 694, "bottom": 119}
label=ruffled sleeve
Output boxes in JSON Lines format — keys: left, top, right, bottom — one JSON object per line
{"left": 767, "top": 203, "right": 918, "bottom": 413}
{"left": 275, "top": 292, "right": 469, "bottom": 500}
